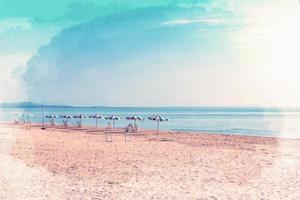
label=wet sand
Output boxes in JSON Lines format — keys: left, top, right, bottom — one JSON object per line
{"left": 1, "top": 124, "right": 300, "bottom": 199}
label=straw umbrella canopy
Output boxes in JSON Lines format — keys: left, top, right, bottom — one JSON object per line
{"left": 46, "top": 114, "right": 58, "bottom": 119}
{"left": 73, "top": 114, "right": 87, "bottom": 118}
{"left": 61, "top": 114, "right": 73, "bottom": 125}
{"left": 46, "top": 114, "right": 58, "bottom": 120}
{"left": 61, "top": 114, "right": 73, "bottom": 119}
{"left": 126, "top": 116, "right": 143, "bottom": 127}
{"left": 46, "top": 114, "right": 58, "bottom": 124}
{"left": 105, "top": 115, "right": 121, "bottom": 131}
{"left": 148, "top": 115, "right": 168, "bottom": 134}
{"left": 89, "top": 114, "right": 104, "bottom": 128}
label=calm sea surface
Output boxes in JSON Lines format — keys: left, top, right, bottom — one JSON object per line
{"left": 1, "top": 107, "right": 300, "bottom": 138}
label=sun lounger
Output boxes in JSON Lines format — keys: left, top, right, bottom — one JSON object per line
{"left": 104, "top": 124, "right": 135, "bottom": 141}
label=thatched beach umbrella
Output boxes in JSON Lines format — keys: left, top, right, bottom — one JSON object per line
{"left": 126, "top": 116, "right": 143, "bottom": 127}
{"left": 61, "top": 114, "right": 72, "bottom": 118}
{"left": 61, "top": 114, "right": 73, "bottom": 126}
{"left": 148, "top": 115, "right": 168, "bottom": 134}
{"left": 22, "top": 113, "right": 34, "bottom": 124}
{"left": 73, "top": 114, "right": 87, "bottom": 127}
{"left": 12, "top": 113, "right": 21, "bottom": 125}
{"left": 46, "top": 114, "right": 58, "bottom": 126}
{"left": 46, "top": 114, "right": 58, "bottom": 119}
{"left": 105, "top": 115, "right": 121, "bottom": 131}
{"left": 22, "top": 113, "right": 34, "bottom": 129}
{"left": 89, "top": 114, "right": 104, "bottom": 128}
{"left": 13, "top": 112, "right": 20, "bottom": 120}
{"left": 61, "top": 114, "right": 73, "bottom": 119}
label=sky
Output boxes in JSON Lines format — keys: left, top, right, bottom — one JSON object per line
{"left": 0, "top": 0, "right": 300, "bottom": 107}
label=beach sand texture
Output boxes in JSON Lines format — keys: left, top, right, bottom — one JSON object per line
{"left": 1, "top": 124, "right": 300, "bottom": 199}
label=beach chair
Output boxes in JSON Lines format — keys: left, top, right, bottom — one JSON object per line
{"left": 104, "top": 123, "right": 132, "bottom": 142}
{"left": 124, "top": 123, "right": 134, "bottom": 141}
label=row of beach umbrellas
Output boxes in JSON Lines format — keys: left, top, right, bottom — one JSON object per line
{"left": 14, "top": 113, "right": 168, "bottom": 133}
{"left": 13, "top": 113, "right": 34, "bottom": 123}
{"left": 44, "top": 114, "right": 168, "bottom": 133}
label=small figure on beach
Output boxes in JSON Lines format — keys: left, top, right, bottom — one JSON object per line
{"left": 125, "top": 123, "right": 134, "bottom": 132}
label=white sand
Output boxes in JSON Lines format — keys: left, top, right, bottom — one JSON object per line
{"left": 1, "top": 125, "right": 300, "bottom": 199}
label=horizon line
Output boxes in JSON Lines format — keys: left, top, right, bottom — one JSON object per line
{"left": 1, "top": 101, "right": 300, "bottom": 110}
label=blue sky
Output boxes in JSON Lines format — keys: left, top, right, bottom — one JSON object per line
{"left": 1, "top": 0, "right": 300, "bottom": 106}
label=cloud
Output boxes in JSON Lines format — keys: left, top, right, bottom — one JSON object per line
{"left": 23, "top": 1, "right": 300, "bottom": 107}
{"left": 0, "top": 17, "right": 32, "bottom": 33}
{"left": 2, "top": 0, "right": 298, "bottom": 107}
{"left": 162, "top": 18, "right": 227, "bottom": 26}
{"left": 0, "top": 54, "right": 30, "bottom": 102}
{"left": 24, "top": 6, "right": 235, "bottom": 106}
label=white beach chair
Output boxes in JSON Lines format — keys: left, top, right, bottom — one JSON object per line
{"left": 124, "top": 123, "right": 134, "bottom": 141}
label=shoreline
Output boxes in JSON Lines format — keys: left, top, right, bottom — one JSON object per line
{"left": 1, "top": 120, "right": 299, "bottom": 141}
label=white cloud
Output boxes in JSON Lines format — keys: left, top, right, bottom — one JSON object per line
{"left": 0, "top": 17, "right": 32, "bottom": 33}
{"left": 0, "top": 54, "right": 31, "bottom": 102}
{"left": 162, "top": 18, "right": 226, "bottom": 26}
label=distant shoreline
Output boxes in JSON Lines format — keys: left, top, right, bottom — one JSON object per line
{"left": 1, "top": 101, "right": 300, "bottom": 111}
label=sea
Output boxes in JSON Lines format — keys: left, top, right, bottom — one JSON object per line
{"left": 1, "top": 106, "right": 300, "bottom": 138}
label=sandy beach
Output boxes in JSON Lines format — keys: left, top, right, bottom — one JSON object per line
{"left": 1, "top": 124, "right": 300, "bottom": 199}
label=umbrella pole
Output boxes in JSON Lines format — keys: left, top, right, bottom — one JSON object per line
{"left": 27, "top": 116, "right": 29, "bottom": 129}
{"left": 96, "top": 118, "right": 98, "bottom": 128}
{"left": 157, "top": 121, "right": 159, "bottom": 135}
{"left": 113, "top": 120, "right": 115, "bottom": 131}
{"left": 42, "top": 105, "right": 45, "bottom": 129}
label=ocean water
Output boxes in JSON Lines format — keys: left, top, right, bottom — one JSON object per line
{"left": 1, "top": 106, "right": 300, "bottom": 138}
